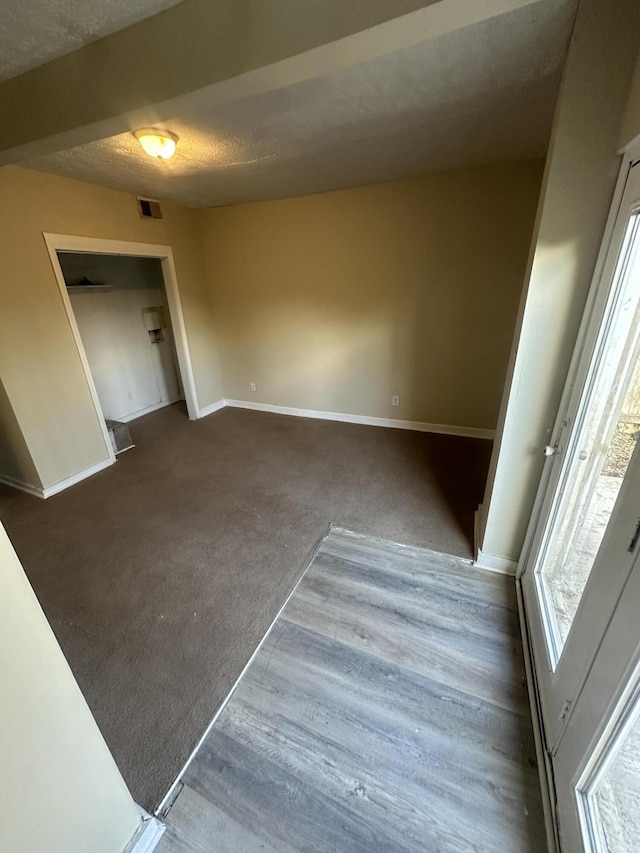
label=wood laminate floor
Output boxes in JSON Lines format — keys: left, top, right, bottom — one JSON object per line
{"left": 157, "top": 527, "right": 546, "bottom": 853}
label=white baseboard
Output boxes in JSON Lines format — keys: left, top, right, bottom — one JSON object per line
{"left": 0, "top": 473, "right": 44, "bottom": 498}
{"left": 197, "top": 398, "right": 226, "bottom": 419}
{"left": 124, "top": 808, "right": 165, "bottom": 853}
{"left": 118, "top": 398, "right": 180, "bottom": 423}
{"left": 42, "top": 458, "right": 114, "bottom": 499}
{"left": 224, "top": 399, "right": 495, "bottom": 440}
{"left": 474, "top": 547, "right": 518, "bottom": 576}
{"left": 515, "top": 581, "right": 559, "bottom": 853}
{"left": 3, "top": 400, "right": 491, "bottom": 501}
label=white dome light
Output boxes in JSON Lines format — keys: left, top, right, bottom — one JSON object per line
{"left": 134, "top": 128, "right": 178, "bottom": 160}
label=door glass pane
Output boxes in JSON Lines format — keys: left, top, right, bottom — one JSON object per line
{"left": 582, "top": 689, "right": 640, "bottom": 852}
{"left": 536, "top": 213, "right": 640, "bottom": 662}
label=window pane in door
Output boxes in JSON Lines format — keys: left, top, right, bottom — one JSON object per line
{"left": 537, "top": 213, "right": 640, "bottom": 661}
{"left": 545, "top": 361, "right": 640, "bottom": 644}
{"left": 583, "top": 692, "right": 640, "bottom": 852}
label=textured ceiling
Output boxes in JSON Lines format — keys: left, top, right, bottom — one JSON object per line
{"left": 0, "top": 0, "right": 183, "bottom": 82}
{"left": 22, "top": 0, "right": 576, "bottom": 208}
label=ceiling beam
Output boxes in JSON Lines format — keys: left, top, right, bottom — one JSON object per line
{"left": 0, "top": 0, "right": 540, "bottom": 165}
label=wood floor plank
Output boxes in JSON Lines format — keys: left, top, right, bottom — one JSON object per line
{"left": 163, "top": 784, "right": 287, "bottom": 853}
{"left": 215, "top": 692, "right": 541, "bottom": 852}
{"left": 323, "top": 528, "right": 518, "bottom": 610}
{"left": 283, "top": 558, "right": 525, "bottom": 710}
{"left": 287, "top": 577, "right": 523, "bottom": 696}
{"left": 157, "top": 528, "right": 546, "bottom": 853}
{"left": 187, "top": 731, "right": 400, "bottom": 853}
{"left": 157, "top": 826, "right": 213, "bottom": 853}
{"left": 309, "top": 545, "right": 519, "bottom": 631}
{"left": 223, "top": 620, "right": 538, "bottom": 790}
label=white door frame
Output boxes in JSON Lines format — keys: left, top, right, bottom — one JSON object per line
{"left": 44, "top": 233, "right": 200, "bottom": 462}
{"left": 516, "top": 153, "right": 637, "bottom": 588}
{"left": 516, "top": 144, "right": 640, "bottom": 850}
{"left": 554, "top": 546, "right": 640, "bottom": 850}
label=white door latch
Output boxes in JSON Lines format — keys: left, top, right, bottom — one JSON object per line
{"left": 543, "top": 445, "right": 557, "bottom": 457}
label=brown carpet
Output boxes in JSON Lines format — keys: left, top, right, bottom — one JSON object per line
{"left": 0, "top": 404, "right": 491, "bottom": 812}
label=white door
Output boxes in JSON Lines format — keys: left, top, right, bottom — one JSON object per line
{"left": 554, "top": 547, "right": 640, "bottom": 851}
{"left": 519, "top": 158, "right": 640, "bottom": 849}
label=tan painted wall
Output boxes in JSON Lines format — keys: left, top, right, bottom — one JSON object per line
{"left": 199, "top": 161, "right": 543, "bottom": 430}
{"left": 0, "top": 378, "right": 41, "bottom": 488}
{"left": 0, "top": 521, "right": 140, "bottom": 852}
{"left": 480, "top": 0, "right": 640, "bottom": 561}
{"left": 620, "top": 48, "right": 640, "bottom": 150}
{"left": 0, "top": 166, "right": 223, "bottom": 490}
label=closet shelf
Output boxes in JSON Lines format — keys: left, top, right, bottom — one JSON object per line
{"left": 66, "top": 285, "right": 114, "bottom": 293}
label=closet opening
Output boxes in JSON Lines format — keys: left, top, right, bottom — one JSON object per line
{"left": 44, "top": 234, "right": 199, "bottom": 464}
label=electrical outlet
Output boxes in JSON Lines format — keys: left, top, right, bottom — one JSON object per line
{"left": 250, "top": 382, "right": 257, "bottom": 392}
{"left": 392, "top": 395, "right": 400, "bottom": 407}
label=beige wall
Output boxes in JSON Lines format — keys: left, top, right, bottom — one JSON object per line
{"left": 0, "top": 160, "right": 541, "bottom": 495}
{"left": 0, "top": 521, "right": 141, "bottom": 852}
{"left": 0, "top": 378, "right": 41, "bottom": 488}
{"left": 480, "top": 0, "right": 640, "bottom": 562}
{"left": 200, "top": 161, "right": 543, "bottom": 430}
{"left": 620, "top": 48, "right": 640, "bottom": 151}
{"left": 0, "top": 166, "right": 223, "bottom": 490}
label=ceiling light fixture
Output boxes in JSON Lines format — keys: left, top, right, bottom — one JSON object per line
{"left": 134, "top": 128, "right": 178, "bottom": 160}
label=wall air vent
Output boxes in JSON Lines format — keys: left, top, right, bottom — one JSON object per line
{"left": 137, "top": 197, "right": 163, "bottom": 220}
